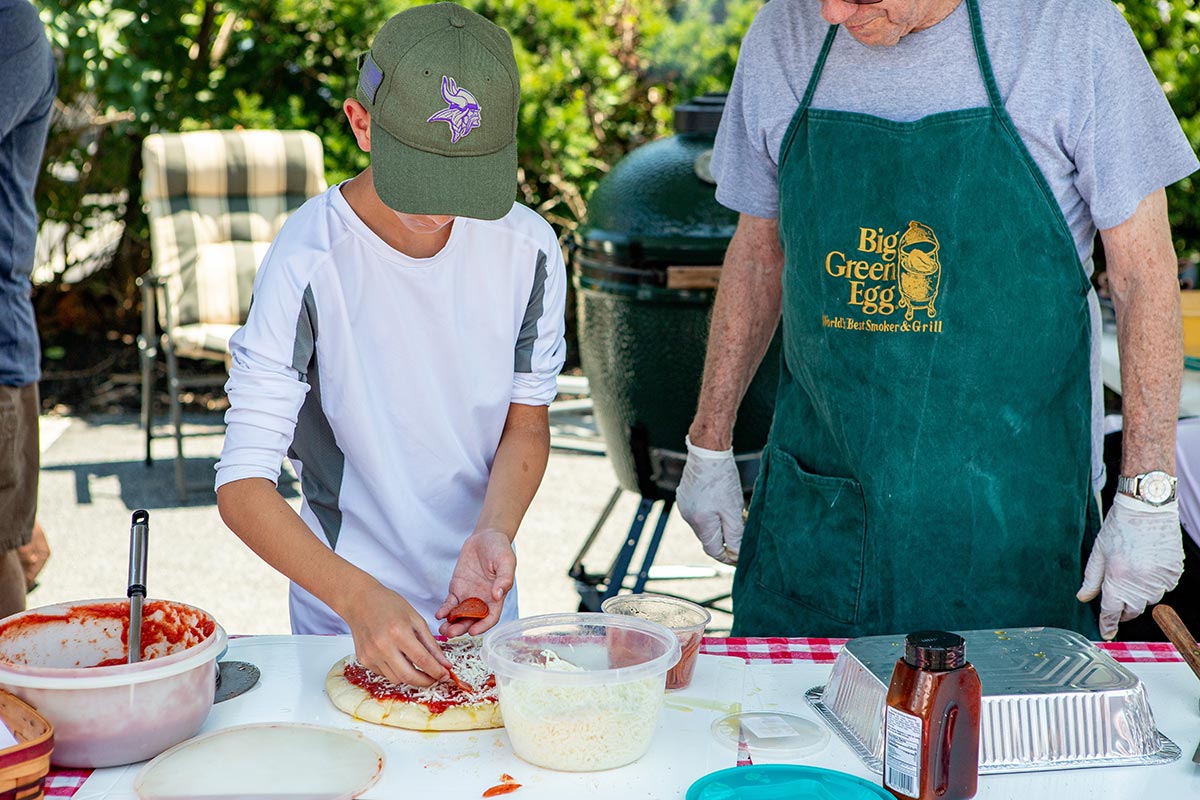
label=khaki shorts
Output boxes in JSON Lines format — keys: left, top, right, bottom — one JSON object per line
{"left": 0, "top": 384, "right": 38, "bottom": 551}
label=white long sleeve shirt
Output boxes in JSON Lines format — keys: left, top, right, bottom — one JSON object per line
{"left": 215, "top": 184, "right": 567, "bottom": 633}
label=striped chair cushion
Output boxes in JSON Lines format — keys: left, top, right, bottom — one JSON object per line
{"left": 170, "top": 323, "right": 242, "bottom": 362}
{"left": 142, "top": 130, "right": 326, "bottom": 348}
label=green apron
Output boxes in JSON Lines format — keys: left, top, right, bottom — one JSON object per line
{"left": 731, "top": 0, "right": 1099, "bottom": 638}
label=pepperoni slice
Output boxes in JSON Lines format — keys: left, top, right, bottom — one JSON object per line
{"left": 448, "top": 596, "right": 489, "bottom": 623}
{"left": 445, "top": 665, "right": 474, "bottom": 694}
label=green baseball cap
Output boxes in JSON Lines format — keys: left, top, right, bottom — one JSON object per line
{"left": 356, "top": 2, "right": 519, "bottom": 220}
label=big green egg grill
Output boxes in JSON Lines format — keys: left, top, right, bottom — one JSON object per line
{"left": 569, "top": 94, "right": 780, "bottom": 612}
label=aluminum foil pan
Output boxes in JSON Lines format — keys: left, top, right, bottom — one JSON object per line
{"left": 806, "top": 627, "right": 1180, "bottom": 774}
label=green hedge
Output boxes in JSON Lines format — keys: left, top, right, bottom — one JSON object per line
{"left": 31, "top": 0, "right": 1200, "bottom": 338}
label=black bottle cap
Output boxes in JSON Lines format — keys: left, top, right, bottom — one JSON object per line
{"left": 904, "top": 631, "right": 966, "bottom": 671}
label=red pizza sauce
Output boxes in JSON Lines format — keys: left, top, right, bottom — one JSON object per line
{"left": 343, "top": 650, "right": 498, "bottom": 714}
{"left": 0, "top": 600, "right": 216, "bottom": 667}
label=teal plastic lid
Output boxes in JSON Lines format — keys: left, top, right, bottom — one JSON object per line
{"left": 686, "top": 765, "right": 893, "bottom": 800}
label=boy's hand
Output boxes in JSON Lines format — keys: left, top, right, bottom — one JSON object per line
{"left": 341, "top": 580, "right": 450, "bottom": 687}
{"left": 436, "top": 529, "right": 516, "bottom": 637}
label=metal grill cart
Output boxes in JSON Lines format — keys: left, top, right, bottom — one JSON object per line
{"left": 569, "top": 95, "right": 780, "bottom": 614}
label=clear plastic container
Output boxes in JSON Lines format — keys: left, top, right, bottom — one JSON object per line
{"left": 0, "top": 598, "right": 226, "bottom": 767}
{"left": 601, "top": 594, "right": 710, "bottom": 690}
{"left": 482, "top": 612, "right": 680, "bottom": 772}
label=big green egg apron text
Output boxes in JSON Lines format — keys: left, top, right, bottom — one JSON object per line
{"left": 732, "top": 0, "right": 1098, "bottom": 637}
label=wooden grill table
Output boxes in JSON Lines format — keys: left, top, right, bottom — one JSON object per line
{"left": 44, "top": 637, "right": 1198, "bottom": 799}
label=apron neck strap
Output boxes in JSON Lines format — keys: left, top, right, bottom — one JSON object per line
{"left": 799, "top": 24, "right": 839, "bottom": 112}
{"left": 965, "top": 0, "right": 1004, "bottom": 111}
{"left": 799, "top": 0, "right": 1003, "bottom": 114}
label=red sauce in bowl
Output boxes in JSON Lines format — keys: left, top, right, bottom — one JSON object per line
{"left": 0, "top": 600, "right": 217, "bottom": 667}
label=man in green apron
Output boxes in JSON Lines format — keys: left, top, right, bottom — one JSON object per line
{"left": 677, "top": 0, "right": 1197, "bottom": 640}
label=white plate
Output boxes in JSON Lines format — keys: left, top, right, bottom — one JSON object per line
{"left": 133, "top": 722, "right": 384, "bottom": 799}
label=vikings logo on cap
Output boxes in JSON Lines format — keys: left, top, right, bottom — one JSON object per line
{"left": 427, "top": 76, "right": 482, "bottom": 144}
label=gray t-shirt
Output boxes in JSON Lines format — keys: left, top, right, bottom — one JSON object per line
{"left": 713, "top": 0, "right": 1199, "bottom": 487}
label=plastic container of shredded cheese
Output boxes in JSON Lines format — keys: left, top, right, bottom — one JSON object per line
{"left": 482, "top": 612, "right": 680, "bottom": 772}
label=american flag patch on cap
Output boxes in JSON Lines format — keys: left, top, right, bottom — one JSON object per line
{"left": 358, "top": 52, "right": 384, "bottom": 105}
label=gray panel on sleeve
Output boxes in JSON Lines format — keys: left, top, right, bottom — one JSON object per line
{"left": 514, "top": 249, "right": 548, "bottom": 374}
{"left": 291, "top": 285, "right": 318, "bottom": 376}
{"left": 286, "top": 286, "right": 345, "bottom": 549}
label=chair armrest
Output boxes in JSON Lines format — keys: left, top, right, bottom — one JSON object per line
{"left": 138, "top": 273, "right": 178, "bottom": 339}
{"left": 139, "top": 276, "right": 157, "bottom": 353}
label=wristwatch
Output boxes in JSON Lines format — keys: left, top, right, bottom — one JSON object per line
{"left": 1116, "top": 471, "right": 1178, "bottom": 506}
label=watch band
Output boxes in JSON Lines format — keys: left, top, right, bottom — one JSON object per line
{"left": 1116, "top": 474, "right": 1139, "bottom": 497}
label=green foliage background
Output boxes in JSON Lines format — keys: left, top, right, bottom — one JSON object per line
{"left": 31, "top": 0, "right": 1200, "bottom": 341}
{"left": 1115, "top": 0, "right": 1200, "bottom": 263}
{"left": 33, "top": 0, "right": 756, "bottom": 338}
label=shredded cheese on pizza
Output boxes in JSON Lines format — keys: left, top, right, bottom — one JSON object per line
{"left": 345, "top": 637, "right": 497, "bottom": 707}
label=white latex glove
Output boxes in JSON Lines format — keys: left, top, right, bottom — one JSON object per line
{"left": 677, "top": 435, "right": 744, "bottom": 565}
{"left": 1076, "top": 493, "right": 1184, "bottom": 640}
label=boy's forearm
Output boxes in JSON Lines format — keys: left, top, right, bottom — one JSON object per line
{"left": 474, "top": 404, "right": 550, "bottom": 542}
{"left": 216, "top": 478, "right": 377, "bottom": 617}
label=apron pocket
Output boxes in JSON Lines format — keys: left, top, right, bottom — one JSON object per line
{"left": 752, "top": 445, "right": 867, "bottom": 625}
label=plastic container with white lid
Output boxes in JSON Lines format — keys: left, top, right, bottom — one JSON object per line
{"left": 482, "top": 612, "right": 681, "bottom": 771}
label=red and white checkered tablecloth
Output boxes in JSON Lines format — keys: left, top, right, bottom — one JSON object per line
{"left": 700, "top": 637, "right": 848, "bottom": 664}
{"left": 40, "top": 638, "right": 1186, "bottom": 797}
{"left": 698, "top": 637, "right": 1185, "bottom": 665}
{"left": 43, "top": 769, "right": 88, "bottom": 797}
{"left": 1095, "top": 640, "right": 1183, "bottom": 662}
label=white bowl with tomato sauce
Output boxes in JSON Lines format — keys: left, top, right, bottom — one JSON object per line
{"left": 0, "top": 598, "right": 226, "bottom": 767}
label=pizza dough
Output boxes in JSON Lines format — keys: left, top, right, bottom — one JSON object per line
{"left": 324, "top": 639, "right": 503, "bottom": 732}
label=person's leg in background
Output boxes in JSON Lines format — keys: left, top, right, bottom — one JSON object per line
{"left": 0, "top": 384, "right": 39, "bottom": 618}
{"left": 0, "top": 3, "right": 57, "bottom": 618}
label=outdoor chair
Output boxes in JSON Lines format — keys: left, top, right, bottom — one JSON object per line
{"left": 139, "top": 129, "right": 326, "bottom": 500}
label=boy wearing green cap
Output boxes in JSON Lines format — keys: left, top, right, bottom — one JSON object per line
{"left": 216, "top": 3, "right": 566, "bottom": 687}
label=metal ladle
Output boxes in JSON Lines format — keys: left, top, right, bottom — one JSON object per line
{"left": 127, "top": 510, "right": 149, "bottom": 664}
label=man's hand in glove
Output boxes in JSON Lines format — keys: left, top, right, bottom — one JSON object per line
{"left": 676, "top": 436, "right": 744, "bottom": 565}
{"left": 1076, "top": 494, "right": 1184, "bottom": 640}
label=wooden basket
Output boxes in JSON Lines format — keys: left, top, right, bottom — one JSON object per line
{"left": 0, "top": 691, "right": 53, "bottom": 800}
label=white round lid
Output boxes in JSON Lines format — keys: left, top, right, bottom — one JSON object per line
{"left": 711, "top": 712, "right": 830, "bottom": 763}
{"left": 134, "top": 723, "right": 384, "bottom": 799}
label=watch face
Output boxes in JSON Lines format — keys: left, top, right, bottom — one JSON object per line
{"left": 1140, "top": 471, "right": 1174, "bottom": 505}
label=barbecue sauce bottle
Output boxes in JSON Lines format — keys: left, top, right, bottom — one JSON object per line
{"left": 883, "top": 631, "right": 981, "bottom": 800}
